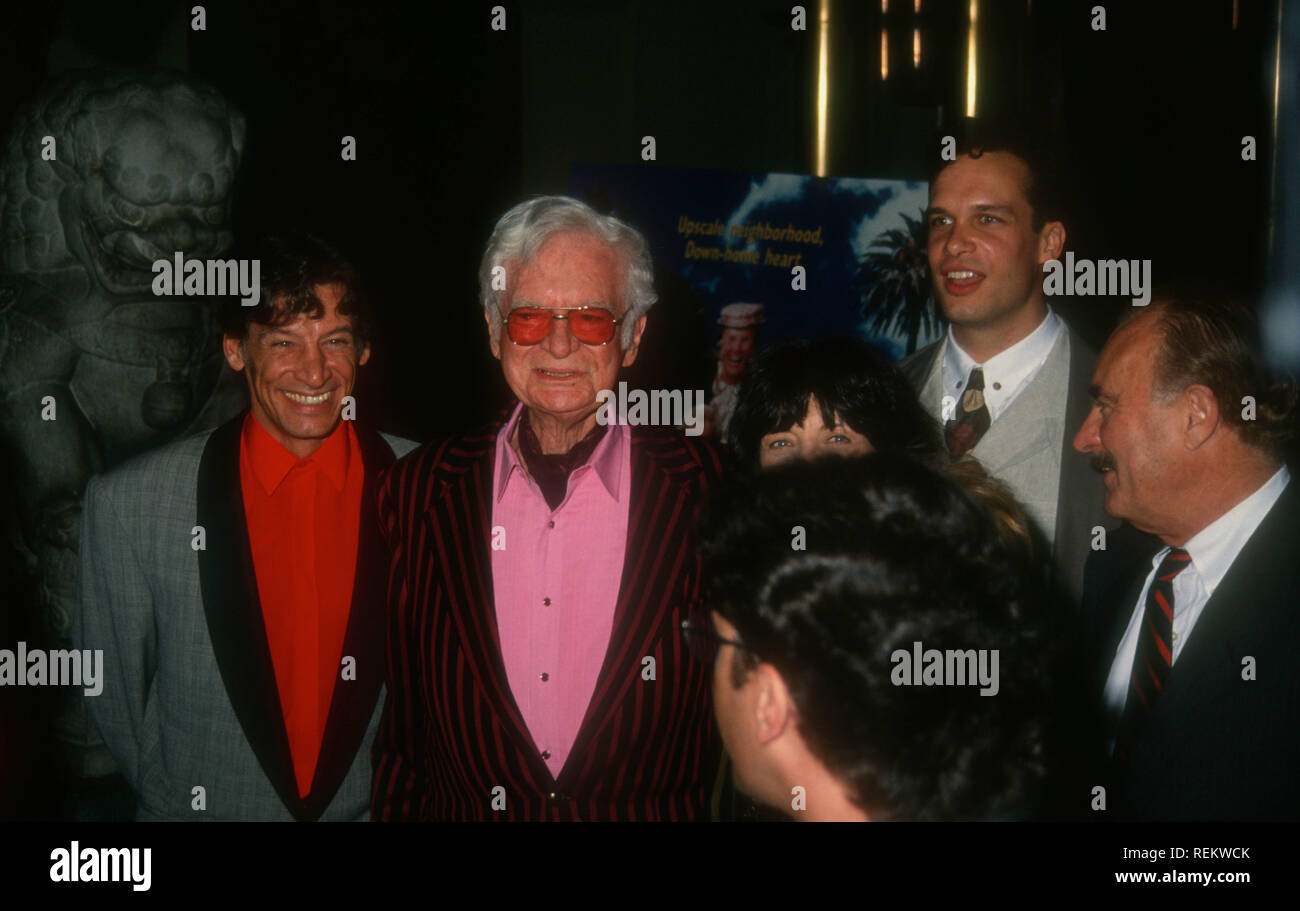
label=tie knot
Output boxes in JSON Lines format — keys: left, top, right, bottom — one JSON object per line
{"left": 1157, "top": 547, "right": 1191, "bottom": 580}
{"left": 966, "top": 367, "right": 985, "bottom": 391}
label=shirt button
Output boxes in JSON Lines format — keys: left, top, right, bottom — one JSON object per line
{"left": 543, "top": 597, "right": 551, "bottom": 606}
{"left": 992, "top": 381, "right": 1002, "bottom": 390}
{"left": 540, "top": 672, "right": 550, "bottom": 682}
{"left": 541, "top": 750, "right": 551, "bottom": 760}
{"left": 548, "top": 520, "right": 555, "bottom": 528}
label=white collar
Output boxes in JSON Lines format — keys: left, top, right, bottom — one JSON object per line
{"left": 1167, "top": 465, "right": 1291, "bottom": 596}
{"left": 941, "top": 309, "right": 1061, "bottom": 419}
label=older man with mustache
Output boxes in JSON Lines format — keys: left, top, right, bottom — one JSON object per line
{"left": 1074, "top": 292, "right": 1299, "bottom": 820}
{"left": 371, "top": 196, "right": 724, "bottom": 821}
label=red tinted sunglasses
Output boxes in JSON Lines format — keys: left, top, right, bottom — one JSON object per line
{"left": 502, "top": 307, "right": 622, "bottom": 346}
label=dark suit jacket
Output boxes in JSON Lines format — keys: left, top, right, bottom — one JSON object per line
{"left": 371, "top": 415, "right": 724, "bottom": 820}
{"left": 1082, "top": 478, "right": 1300, "bottom": 821}
{"left": 77, "top": 414, "right": 415, "bottom": 820}
{"left": 897, "top": 319, "right": 1107, "bottom": 610}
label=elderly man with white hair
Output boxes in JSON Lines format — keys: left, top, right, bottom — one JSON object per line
{"left": 371, "top": 196, "right": 725, "bottom": 820}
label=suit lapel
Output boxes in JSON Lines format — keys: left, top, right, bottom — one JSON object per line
{"left": 1052, "top": 324, "right": 1107, "bottom": 603}
{"left": 1149, "top": 481, "right": 1300, "bottom": 719}
{"left": 421, "top": 416, "right": 545, "bottom": 777}
{"left": 558, "top": 428, "right": 703, "bottom": 792}
{"left": 913, "top": 340, "right": 945, "bottom": 416}
{"left": 299, "top": 422, "right": 396, "bottom": 821}
{"left": 199, "top": 415, "right": 403, "bottom": 821}
{"left": 196, "top": 415, "right": 302, "bottom": 816}
{"left": 1094, "top": 525, "right": 1162, "bottom": 671}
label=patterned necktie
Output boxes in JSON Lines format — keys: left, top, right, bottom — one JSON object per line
{"left": 945, "top": 367, "right": 992, "bottom": 456}
{"left": 1115, "top": 548, "right": 1192, "bottom": 759}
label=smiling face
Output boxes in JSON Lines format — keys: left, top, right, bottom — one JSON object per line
{"left": 488, "top": 231, "right": 645, "bottom": 427}
{"left": 926, "top": 152, "right": 1062, "bottom": 342}
{"left": 1072, "top": 316, "right": 1187, "bottom": 536}
{"left": 718, "top": 327, "right": 757, "bottom": 384}
{"left": 758, "top": 397, "right": 874, "bottom": 470}
{"left": 222, "top": 282, "right": 369, "bottom": 459}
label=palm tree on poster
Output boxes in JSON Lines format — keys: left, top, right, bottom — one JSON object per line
{"left": 857, "top": 211, "right": 943, "bottom": 356}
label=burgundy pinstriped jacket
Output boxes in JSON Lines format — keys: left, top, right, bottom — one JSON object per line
{"left": 370, "top": 413, "right": 724, "bottom": 821}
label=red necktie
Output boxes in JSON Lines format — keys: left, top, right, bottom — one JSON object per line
{"left": 1115, "top": 548, "right": 1191, "bottom": 759}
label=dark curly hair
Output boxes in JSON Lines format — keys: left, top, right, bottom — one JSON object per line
{"left": 725, "top": 337, "right": 945, "bottom": 473}
{"left": 699, "top": 455, "right": 1051, "bottom": 821}
{"left": 927, "top": 118, "right": 1065, "bottom": 232}
{"left": 218, "top": 229, "right": 372, "bottom": 349}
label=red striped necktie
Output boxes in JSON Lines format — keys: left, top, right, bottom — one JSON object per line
{"left": 1115, "top": 547, "right": 1192, "bottom": 759}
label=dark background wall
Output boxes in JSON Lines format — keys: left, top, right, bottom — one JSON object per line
{"left": 1, "top": 0, "right": 1283, "bottom": 440}
{"left": 0, "top": 0, "right": 1291, "bottom": 818}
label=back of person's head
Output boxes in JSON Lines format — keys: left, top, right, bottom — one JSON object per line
{"left": 700, "top": 455, "right": 1050, "bottom": 820}
{"left": 725, "top": 337, "right": 944, "bottom": 472}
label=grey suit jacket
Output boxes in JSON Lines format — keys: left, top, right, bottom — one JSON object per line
{"left": 74, "top": 415, "right": 417, "bottom": 821}
{"left": 897, "top": 319, "right": 1110, "bottom": 609}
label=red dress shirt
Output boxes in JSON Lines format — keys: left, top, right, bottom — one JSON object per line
{"left": 239, "top": 414, "right": 363, "bottom": 797}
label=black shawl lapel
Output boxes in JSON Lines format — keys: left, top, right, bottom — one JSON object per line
{"left": 196, "top": 415, "right": 302, "bottom": 817}
{"left": 198, "top": 415, "right": 402, "bottom": 821}
{"left": 300, "top": 421, "right": 396, "bottom": 821}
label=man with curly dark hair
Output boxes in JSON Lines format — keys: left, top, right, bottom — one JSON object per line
{"left": 690, "top": 455, "right": 1052, "bottom": 821}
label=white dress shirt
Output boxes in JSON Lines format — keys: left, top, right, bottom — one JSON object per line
{"left": 941, "top": 308, "right": 1062, "bottom": 422}
{"left": 1103, "top": 465, "right": 1292, "bottom": 718}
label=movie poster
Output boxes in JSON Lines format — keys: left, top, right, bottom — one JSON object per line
{"left": 568, "top": 163, "right": 941, "bottom": 435}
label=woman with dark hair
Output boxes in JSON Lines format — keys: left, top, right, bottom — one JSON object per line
{"left": 725, "top": 337, "right": 945, "bottom": 472}
{"left": 725, "top": 335, "right": 1037, "bottom": 564}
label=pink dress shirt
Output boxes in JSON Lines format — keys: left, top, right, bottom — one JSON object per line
{"left": 490, "top": 404, "right": 631, "bottom": 777}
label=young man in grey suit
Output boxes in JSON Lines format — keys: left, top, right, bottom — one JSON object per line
{"left": 75, "top": 233, "right": 416, "bottom": 820}
{"left": 897, "top": 128, "right": 1109, "bottom": 610}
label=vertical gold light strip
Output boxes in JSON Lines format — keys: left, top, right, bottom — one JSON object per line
{"left": 913, "top": 27, "right": 921, "bottom": 66}
{"left": 1267, "top": 0, "right": 1283, "bottom": 251}
{"left": 966, "top": 0, "right": 978, "bottom": 116}
{"left": 1233, "top": 0, "right": 1240, "bottom": 30}
{"left": 882, "top": 29, "right": 890, "bottom": 79}
{"left": 816, "top": 0, "right": 830, "bottom": 176}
